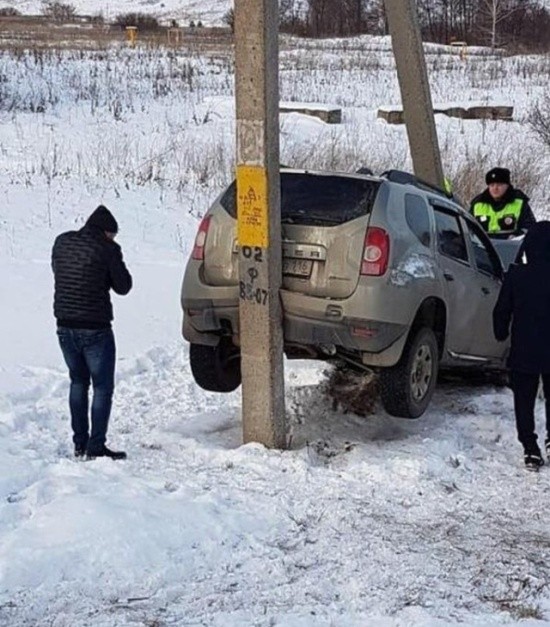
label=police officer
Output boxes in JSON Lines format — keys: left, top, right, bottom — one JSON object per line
{"left": 470, "top": 167, "right": 536, "bottom": 238}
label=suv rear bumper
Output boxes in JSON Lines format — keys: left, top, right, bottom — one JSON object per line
{"left": 182, "top": 297, "right": 238, "bottom": 346}
{"left": 283, "top": 313, "right": 406, "bottom": 354}
{"left": 182, "top": 295, "right": 408, "bottom": 366}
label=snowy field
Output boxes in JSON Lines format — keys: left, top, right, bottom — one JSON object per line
{"left": 0, "top": 0, "right": 549, "bottom": 26}
{"left": 0, "top": 0, "right": 232, "bottom": 26}
{"left": 1, "top": 35, "right": 550, "bottom": 626}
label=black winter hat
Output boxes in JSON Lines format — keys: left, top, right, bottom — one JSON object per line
{"left": 86, "top": 205, "right": 118, "bottom": 233}
{"left": 485, "top": 167, "right": 511, "bottom": 186}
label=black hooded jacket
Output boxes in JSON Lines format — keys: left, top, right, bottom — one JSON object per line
{"left": 52, "top": 207, "right": 132, "bottom": 328}
{"left": 493, "top": 221, "right": 550, "bottom": 373}
{"left": 470, "top": 186, "right": 536, "bottom": 237}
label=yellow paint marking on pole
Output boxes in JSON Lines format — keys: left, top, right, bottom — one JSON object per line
{"left": 237, "top": 165, "right": 269, "bottom": 248}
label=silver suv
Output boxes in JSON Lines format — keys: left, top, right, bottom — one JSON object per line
{"left": 181, "top": 168, "right": 514, "bottom": 418}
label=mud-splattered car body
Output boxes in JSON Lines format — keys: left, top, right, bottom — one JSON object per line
{"left": 182, "top": 169, "right": 518, "bottom": 418}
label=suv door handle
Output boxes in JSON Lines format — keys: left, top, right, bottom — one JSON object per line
{"left": 481, "top": 286, "right": 490, "bottom": 295}
{"left": 443, "top": 272, "right": 454, "bottom": 281}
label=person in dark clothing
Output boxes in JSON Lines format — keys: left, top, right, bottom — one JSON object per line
{"left": 470, "top": 167, "right": 536, "bottom": 238}
{"left": 493, "top": 221, "right": 550, "bottom": 471}
{"left": 52, "top": 205, "right": 132, "bottom": 460}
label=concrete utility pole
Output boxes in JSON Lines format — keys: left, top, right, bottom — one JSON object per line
{"left": 384, "top": 0, "right": 445, "bottom": 189}
{"left": 234, "top": 0, "right": 286, "bottom": 448}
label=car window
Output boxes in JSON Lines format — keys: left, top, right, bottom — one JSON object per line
{"left": 434, "top": 209, "right": 469, "bottom": 263}
{"left": 466, "top": 221, "right": 502, "bottom": 278}
{"left": 491, "top": 238, "right": 524, "bottom": 270}
{"left": 220, "top": 173, "right": 380, "bottom": 226}
{"left": 405, "top": 194, "right": 431, "bottom": 247}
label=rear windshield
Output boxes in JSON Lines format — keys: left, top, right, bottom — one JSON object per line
{"left": 220, "top": 172, "right": 380, "bottom": 226}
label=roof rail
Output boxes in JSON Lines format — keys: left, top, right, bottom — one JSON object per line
{"left": 381, "top": 169, "right": 453, "bottom": 200}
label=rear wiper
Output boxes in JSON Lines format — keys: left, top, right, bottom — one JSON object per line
{"left": 282, "top": 214, "right": 338, "bottom": 225}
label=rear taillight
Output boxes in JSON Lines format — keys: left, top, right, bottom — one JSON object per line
{"left": 361, "top": 227, "right": 390, "bottom": 276}
{"left": 191, "top": 216, "right": 211, "bottom": 261}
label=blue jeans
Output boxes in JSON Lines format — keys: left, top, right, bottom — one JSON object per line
{"left": 57, "top": 327, "right": 116, "bottom": 453}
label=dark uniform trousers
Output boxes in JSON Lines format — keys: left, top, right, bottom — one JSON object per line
{"left": 510, "top": 371, "right": 550, "bottom": 452}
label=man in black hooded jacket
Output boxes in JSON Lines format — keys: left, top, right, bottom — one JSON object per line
{"left": 493, "top": 221, "right": 550, "bottom": 471}
{"left": 52, "top": 205, "right": 132, "bottom": 460}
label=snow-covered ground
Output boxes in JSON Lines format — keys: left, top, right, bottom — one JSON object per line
{"left": 1, "top": 36, "right": 550, "bottom": 626}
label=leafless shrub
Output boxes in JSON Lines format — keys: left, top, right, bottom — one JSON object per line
{"left": 447, "top": 152, "right": 493, "bottom": 207}
{"left": 498, "top": 601, "right": 544, "bottom": 620}
{"left": 0, "top": 7, "right": 20, "bottom": 16}
{"left": 42, "top": 1, "right": 76, "bottom": 21}
{"left": 443, "top": 144, "right": 543, "bottom": 209}
{"left": 222, "top": 9, "right": 235, "bottom": 33}
{"left": 90, "top": 13, "right": 105, "bottom": 25}
{"left": 114, "top": 12, "right": 160, "bottom": 32}
{"left": 528, "top": 95, "right": 550, "bottom": 150}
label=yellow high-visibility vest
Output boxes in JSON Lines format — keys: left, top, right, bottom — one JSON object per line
{"left": 472, "top": 198, "right": 523, "bottom": 234}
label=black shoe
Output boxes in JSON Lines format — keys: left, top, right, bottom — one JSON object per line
{"left": 74, "top": 446, "right": 86, "bottom": 458}
{"left": 86, "top": 446, "right": 127, "bottom": 461}
{"left": 524, "top": 452, "right": 544, "bottom": 472}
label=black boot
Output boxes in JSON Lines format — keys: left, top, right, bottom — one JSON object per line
{"left": 74, "top": 445, "right": 86, "bottom": 458}
{"left": 86, "top": 445, "right": 127, "bottom": 461}
{"left": 524, "top": 449, "right": 544, "bottom": 472}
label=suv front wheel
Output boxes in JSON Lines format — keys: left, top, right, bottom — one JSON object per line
{"left": 189, "top": 339, "right": 242, "bottom": 393}
{"left": 379, "top": 327, "right": 439, "bottom": 418}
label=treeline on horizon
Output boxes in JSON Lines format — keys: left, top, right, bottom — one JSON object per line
{"left": 225, "top": 0, "right": 550, "bottom": 52}
{"left": 1, "top": 0, "right": 549, "bottom": 52}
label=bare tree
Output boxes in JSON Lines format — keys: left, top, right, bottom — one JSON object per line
{"left": 363, "top": 0, "right": 387, "bottom": 35}
{"left": 114, "top": 12, "right": 160, "bottom": 31}
{"left": 416, "top": 0, "right": 473, "bottom": 44}
{"left": 478, "top": 0, "right": 521, "bottom": 48}
{"left": 307, "top": 0, "right": 372, "bottom": 36}
{"left": 280, "top": 0, "right": 306, "bottom": 34}
{"left": 41, "top": 0, "right": 76, "bottom": 21}
{"left": 287, "top": 0, "right": 548, "bottom": 48}
{"left": 307, "top": 0, "right": 330, "bottom": 36}
{"left": 0, "top": 7, "right": 20, "bottom": 15}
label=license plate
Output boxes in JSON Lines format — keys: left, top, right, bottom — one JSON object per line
{"left": 283, "top": 258, "right": 313, "bottom": 278}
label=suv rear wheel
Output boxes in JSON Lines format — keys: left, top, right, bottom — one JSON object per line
{"left": 379, "top": 327, "right": 439, "bottom": 418}
{"left": 189, "top": 339, "right": 241, "bottom": 393}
